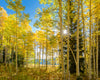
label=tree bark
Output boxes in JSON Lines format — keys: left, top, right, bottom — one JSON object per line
{"left": 46, "top": 27, "right": 48, "bottom": 70}
{"left": 81, "top": 0, "right": 87, "bottom": 75}
{"left": 92, "top": 18, "right": 96, "bottom": 79}
{"left": 67, "top": 0, "right": 70, "bottom": 79}
{"left": 34, "top": 41, "right": 36, "bottom": 68}
{"left": 42, "top": 42, "right": 44, "bottom": 66}
{"left": 76, "top": 0, "right": 80, "bottom": 76}
{"left": 52, "top": 49, "right": 54, "bottom": 67}
{"left": 58, "top": 0, "right": 64, "bottom": 79}
{"left": 96, "top": 18, "right": 98, "bottom": 79}
{"left": 15, "top": 10, "right": 18, "bottom": 74}
{"left": 89, "top": 0, "right": 92, "bottom": 79}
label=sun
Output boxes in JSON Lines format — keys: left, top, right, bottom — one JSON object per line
{"left": 63, "top": 30, "right": 67, "bottom": 34}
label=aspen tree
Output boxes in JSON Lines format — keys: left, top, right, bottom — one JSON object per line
{"left": 34, "top": 41, "right": 36, "bottom": 68}
{"left": 36, "top": 43, "right": 38, "bottom": 68}
{"left": 91, "top": 19, "right": 95, "bottom": 79}
{"left": 67, "top": 0, "right": 70, "bottom": 79}
{"left": 52, "top": 49, "right": 54, "bottom": 67}
{"left": 42, "top": 42, "right": 44, "bottom": 66}
{"left": 58, "top": 0, "right": 64, "bottom": 78}
{"left": 0, "top": 7, "right": 7, "bottom": 63}
{"left": 40, "top": 43, "right": 42, "bottom": 69}
{"left": 92, "top": 17, "right": 96, "bottom": 79}
{"left": 96, "top": 18, "right": 98, "bottom": 79}
{"left": 81, "top": 0, "right": 87, "bottom": 74}
{"left": 6, "top": 0, "right": 25, "bottom": 74}
{"left": 1, "top": 16, "right": 3, "bottom": 63}
{"left": 76, "top": 0, "right": 80, "bottom": 76}
{"left": 89, "top": 0, "right": 92, "bottom": 79}
{"left": 39, "top": 43, "right": 41, "bottom": 69}
{"left": 46, "top": 27, "right": 48, "bottom": 70}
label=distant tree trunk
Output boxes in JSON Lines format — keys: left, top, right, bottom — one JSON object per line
{"left": 34, "top": 42, "right": 36, "bottom": 68}
{"left": 81, "top": 0, "right": 87, "bottom": 74}
{"left": 26, "top": 50, "right": 28, "bottom": 67}
{"left": 59, "top": 49, "right": 61, "bottom": 67}
{"left": 39, "top": 43, "right": 40, "bottom": 69}
{"left": 1, "top": 20, "right": 3, "bottom": 63}
{"left": 3, "top": 47, "right": 5, "bottom": 63}
{"left": 67, "top": 0, "right": 70, "bottom": 79}
{"left": 76, "top": 0, "right": 80, "bottom": 76}
{"left": 24, "top": 42, "right": 27, "bottom": 67}
{"left": 93, "top": 35, "right": 96, "bottom": 79}
{"left": 9, "top": 36, "right": 12, "bottom": 62}
{"left": 37, "top": 43, "right": 38, "bottom": 67}
{"left": 42, "top": 43, "right": 44, "bottom": 66}
{"left": 52, "top": 49, "right": 54, "bottom": 67}
{"left": 5, "top": 47, "right": 7, "bottom": 65}
{"left": 96, "top": 18, "right": 98, "bottom": 79}
{"left": 58, "top": 0, "right": 64, "bottom": 79}
{"left": 11, "top": 47, "right": 14, "bottom": 63}
{"left": 46, "top": 30, "right": 48, "bottom": 70}
{"left": 91, "top": 18, "right": 96, "bottom": 79}
{"left": 89, "top": 0, "right": 92, "bottom": 79}
{"left": 15, "top": 10, "right": 18, "bottom": 74}
{"left": 40, "top": 43, "right": 42, "bottom": 67}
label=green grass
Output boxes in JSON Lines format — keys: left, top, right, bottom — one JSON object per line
{"left": 0, "top": 64, "right": 100, "bottom": 80}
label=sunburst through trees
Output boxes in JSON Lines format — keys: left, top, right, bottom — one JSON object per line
{"left": 0, "top": 0, "right": 100, "bottom": 80}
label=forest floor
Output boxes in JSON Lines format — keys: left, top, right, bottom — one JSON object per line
{"left": 0, "top": 64, "right": 100, "bottom": 80}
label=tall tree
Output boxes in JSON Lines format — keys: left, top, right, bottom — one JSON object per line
{"left": 96, "top": 18, "right": 99, "bottom": 79}
{"left": 58, "top": 0, "right": 64, "bottom": 78}
{"left": 5, "top": 0, "right": 25, "bottom": 74}
{"left": 81, "top": 0, "right": 87, "bottom": 74}
{"left": 67, "top": 0, "right": 70, "bottom": 79}
{"left": 88, "top": 0, "right": 92, "bottom": 79}
{"left": 76, "top": 0, "right": 80, "bottom": 77}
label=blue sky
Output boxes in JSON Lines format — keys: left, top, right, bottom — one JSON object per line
{"left": 0, "top": 0, "right": 43, "bottom": 32}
